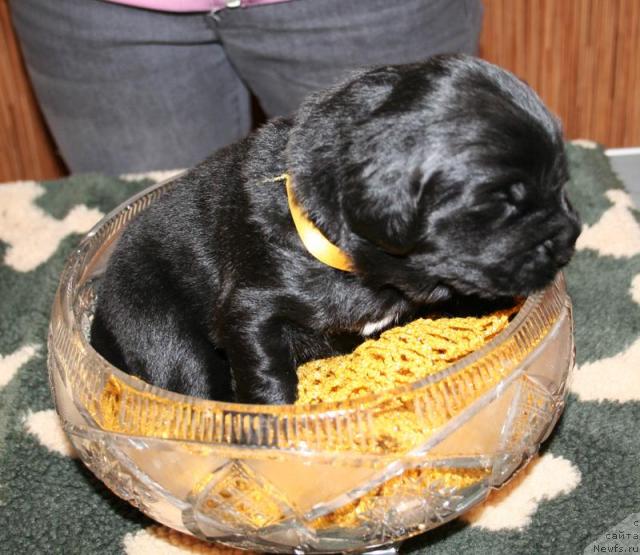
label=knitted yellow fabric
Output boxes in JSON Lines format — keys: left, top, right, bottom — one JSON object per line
{"left": 297, "top": 305, "right": 519, "bottom": 405}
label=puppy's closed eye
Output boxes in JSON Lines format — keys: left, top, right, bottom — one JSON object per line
{"left": 490, "top": 181, "right": 527, "bottom": 206}
{"left": 505, "top": 182, "right": 527, "bottom": 204}
{"left": 473, "top": 202, "right": 518, "bottom": 222}
{"left": 469, "top": 182, "right": 527, "bottom": 221}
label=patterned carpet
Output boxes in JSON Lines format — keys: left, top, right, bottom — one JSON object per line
{"left": 0, "top": 143, "right": 638, "bottom": 554}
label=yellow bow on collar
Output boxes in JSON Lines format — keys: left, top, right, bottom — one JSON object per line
{"left": 272, "top": 173, "right": 353, "bottom": 272}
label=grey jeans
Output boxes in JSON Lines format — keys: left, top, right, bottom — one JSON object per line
{"left": 10, "top": 0, "right": 483, "bottom": 174}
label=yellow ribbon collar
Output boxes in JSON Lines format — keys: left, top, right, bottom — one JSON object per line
{"left": 279, "top": 173, "right": 353, "bottom": 272}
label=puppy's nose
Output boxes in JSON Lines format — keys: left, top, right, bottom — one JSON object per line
{"left": 568, "top": 216, "right": 581, "bottom": 245}
{"left": 561, "top": 190, "right": 581, "bottom": 233}
{"left": 550, "top": 242, "right": 573, "bottom": 267}
{"left": 545, "top": 218, "right": 580, "bottom": 268}
{"left": 536, "top": 239, "right": 558, "bottom": 263}
{"left": 562, "top": 208, "right": 582, "bottom": 248}
{"left": 554, "top": 189, "right": 581, "bottom": 244}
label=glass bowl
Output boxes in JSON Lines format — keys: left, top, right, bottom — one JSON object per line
{"left": 47, "top": 176, "right": 575, "bottom": 554}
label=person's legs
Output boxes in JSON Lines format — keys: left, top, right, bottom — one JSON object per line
{"left": 215, "top": 0, "right": 483, "bottom": 117}
{"left": 10, "top": 0, "right": 251, "bottom": 174}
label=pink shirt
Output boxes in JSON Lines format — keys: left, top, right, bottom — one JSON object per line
{"left": 106, "top": 0, "right": 291, "bottom": 13}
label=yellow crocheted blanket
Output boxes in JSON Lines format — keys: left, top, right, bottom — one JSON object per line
{"left": 297, "top": 304, "right": 519, "bottom": 405}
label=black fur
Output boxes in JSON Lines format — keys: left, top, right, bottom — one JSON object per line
{"left": 90, "top": 55, "right": 581, "bottom": 404}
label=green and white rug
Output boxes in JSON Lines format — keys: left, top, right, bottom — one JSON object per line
{"left": 0, "top": 144, "right": 639, "bottom": 554}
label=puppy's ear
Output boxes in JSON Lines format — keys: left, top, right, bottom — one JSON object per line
{"left": 337, "top": 67, "right": 436, "bottom": 254}
{"left": 340, "top": 162, "right": 428, "bottom": 255}
{"left": 286, "top": 66, "right": 404, "bottom": 239}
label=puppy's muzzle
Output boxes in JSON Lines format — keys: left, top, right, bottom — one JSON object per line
{"left": 534, "top": 208, "right": 581, "bottom": 270}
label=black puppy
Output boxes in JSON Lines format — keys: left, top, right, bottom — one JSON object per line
{"left": 91, "top": 55, "right": 580, "bottom": 405}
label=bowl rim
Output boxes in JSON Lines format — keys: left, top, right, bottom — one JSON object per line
{"left": 53, "top": 174, "right": 568, "bottom": 418}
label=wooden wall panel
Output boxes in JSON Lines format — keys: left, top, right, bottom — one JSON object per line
{"left": 0, "top": 0, "right": 66, "bottom": 182}
{"left": 479, "top": 0, "right": 640, "bottom": 147}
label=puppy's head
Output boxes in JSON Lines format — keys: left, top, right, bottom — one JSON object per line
{"left": 287, "top": 55, "right": 581, "bottom": 302}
